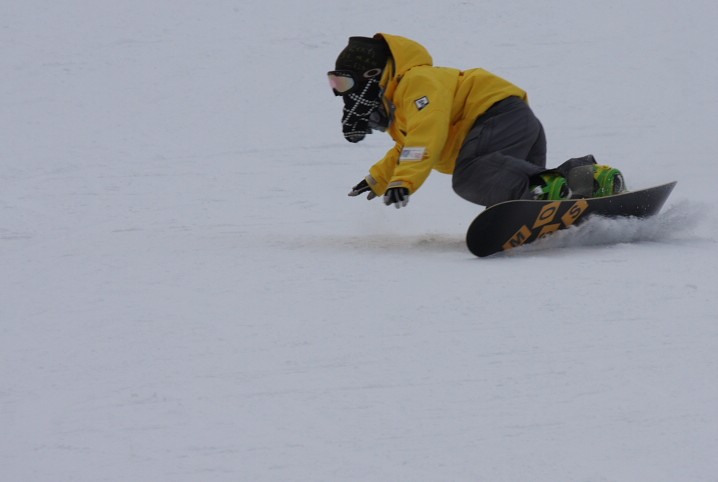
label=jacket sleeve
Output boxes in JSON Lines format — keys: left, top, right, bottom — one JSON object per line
{"left": 386, "top": 71, "right": 453, "bottom": 193}
{"left": 367, "top": 145, "right": 400, "bottom": 196}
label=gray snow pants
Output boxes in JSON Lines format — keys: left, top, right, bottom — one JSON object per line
{"left": 452, "top": 96, "right": 547, "bottom": 206}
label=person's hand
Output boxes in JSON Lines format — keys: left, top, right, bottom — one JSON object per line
{"left": 384, "top": 187, "right": 410, "bottom": 208}
{"left": 348, "top": 179, "right": 376, "bottom": 200}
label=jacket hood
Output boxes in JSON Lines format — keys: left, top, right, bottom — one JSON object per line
{"left": 374, "top": 33, "right": 433, "bottom": 77}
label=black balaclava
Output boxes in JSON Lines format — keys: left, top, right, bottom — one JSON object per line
{"left": 335, "top": 36, "right": 390, "bottom": 143}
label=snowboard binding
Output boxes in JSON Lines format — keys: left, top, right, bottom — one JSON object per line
{"left": 530, "top": 158, "right": 627, "bottom": 201}
{"left": 529, "top": 173, "right": 571, "bottom": 200}
{"left": 592, "top": 165, "right": 626, "bottom": 197}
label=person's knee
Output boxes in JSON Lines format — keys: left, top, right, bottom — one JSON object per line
{"left": 453, "top": 173, "right": 507, "bottom": 206}
{"left": 452, "top": 173, "right": 474, "bottom": 202}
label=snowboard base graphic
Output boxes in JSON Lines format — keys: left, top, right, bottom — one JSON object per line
{"left": 466, "top": 182, "right": 677, "bottom": 257}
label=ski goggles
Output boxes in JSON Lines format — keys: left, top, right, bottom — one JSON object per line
{"left": 327, "top": 68, "right": 383, "bottom": 96}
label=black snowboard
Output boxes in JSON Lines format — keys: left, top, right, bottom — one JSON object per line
{"left": 466, "top": 181, "right": 677, "bottom": 257}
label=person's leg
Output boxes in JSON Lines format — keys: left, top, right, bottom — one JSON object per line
{"left": 452, "top": 98, "right": 546, "bottom": 206}
{"left": 525, "top": 119, "right": 547, "bottom": 168}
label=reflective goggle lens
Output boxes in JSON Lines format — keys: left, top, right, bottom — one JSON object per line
{"left": 327, "top": 71, "right": 356, "bottom": 95}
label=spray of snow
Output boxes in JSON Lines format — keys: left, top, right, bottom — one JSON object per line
{"left": 518, "top": 200, "right": 714, "bottom": 254}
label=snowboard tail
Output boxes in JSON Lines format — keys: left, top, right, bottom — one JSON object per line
{"left": 466, "top": 181, "right": 677, "bottom": 257}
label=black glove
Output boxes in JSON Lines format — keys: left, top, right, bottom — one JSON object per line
{"left": 384, "top": 187, "right": 410, "bottom": 208}
{"left": 348, "top": 179, "right": 377, "bottom": 200}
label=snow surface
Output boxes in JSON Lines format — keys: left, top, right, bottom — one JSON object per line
{"left": 2, "top": 1, "right": 718, "bottom": 481}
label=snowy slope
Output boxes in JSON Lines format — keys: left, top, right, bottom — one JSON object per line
{"left": 2, "top": 1, "right": 717, "bottom": 481}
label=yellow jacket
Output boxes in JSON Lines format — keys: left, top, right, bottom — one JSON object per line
{"left": 366, "top": 33, "right": 528, "bottom": 195}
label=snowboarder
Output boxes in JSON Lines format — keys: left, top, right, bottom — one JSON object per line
{"left": 328, "top": 33, "right": 625, "bottom": 208}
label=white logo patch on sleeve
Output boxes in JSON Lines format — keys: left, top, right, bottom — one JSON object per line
{"left": 399, "top": 147, "right": 426, "bottom": 161}
{"left": 414, "top": 96, "right": 430, "bottom": 111}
